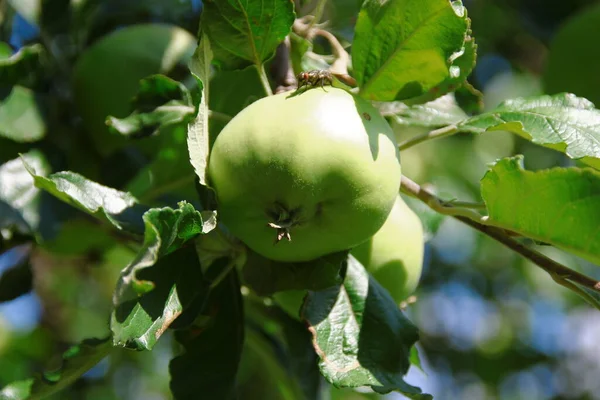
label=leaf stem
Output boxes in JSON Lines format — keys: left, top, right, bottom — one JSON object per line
{"left": 400, "top": 175, "right": 600, "bottom": 297}
{"left": 208, "top": 110, "right": 233, "bottom": 123}
{"left": 398, "top": 124, "right": 459, "bottom": 151}
{"left": 257, "top": 64, "right": 273, "bottom": 96}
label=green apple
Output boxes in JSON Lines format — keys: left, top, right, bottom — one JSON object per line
{"left": 207, "top": 87, "right": 401, "bottom": 262}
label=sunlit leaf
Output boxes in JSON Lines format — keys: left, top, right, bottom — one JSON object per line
{"left": 377, "top": 94, "right": 468, "bottom": 128}
{"left": 460, "top": 93, "right": 600, "bottom": 169}
{"left": 304, "top": 256, "right": 430, "bottom": 399}
{"left": 481, "top": 156, "right": 600, "bottom": 265}
{"left": 22, "top": 158, "right": 146, "bottom": 234}
{"left": 169, "top": 270, "right": 244, "bottom": 400}
{"left": 111, "top": 202, "right": 217, "bottom": 350}
{"left": 353, "top": 0, "right": 469, "bottom": 102}
{"left": 0, "top": 150, "right": 49, "bottom": 235}
{"left": 187, "top": 36, "right": 212, "bottom": 187}
{"left": 0, "top": 337, "right": 112, "bottom": 400}
{"left": 0, "top": 86, "right": 46, "bottom": 143}
{"left": 201, "top": 0, "right": 295, "bottom": 70}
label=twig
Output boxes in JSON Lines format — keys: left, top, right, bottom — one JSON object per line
{"left": 400, "top": 175, "right": 600, "bottom": 296}
{"left": 257, "top": 64, "right": 273, "bottom": 96}
{"left": 271, "top": 37, "right": 297, "bottom": 94}
{"left": 398, "top": 124, "right": 459, "bottom": 151}
{"left": 400, "top": 176, "right": 486, "bottom": 222}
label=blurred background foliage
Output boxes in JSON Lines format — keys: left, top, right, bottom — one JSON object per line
{"left": 1, "top": 0, "right": 600, "bottom": 399}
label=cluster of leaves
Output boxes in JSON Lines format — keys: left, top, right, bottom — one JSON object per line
{"left": 1, "top": 0, "right": 600, "bottom": 399}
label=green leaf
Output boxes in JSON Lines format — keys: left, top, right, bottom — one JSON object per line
{"left": 125, "top": 125, "right": 197, "bottom": 201}
{"left": 543, "top": 4, "right": 600, "bottom": 107}
{"left": 0, "top": 246, "right": 32, "bottom": 303}
{"left": 0, "top": 44, "right": 44, "bottom": 87}
{"left": 0, "top": 337, "right": 112, "bottom": 400}
{"left": 169, "top": 270, "right": 244, "bottom": 400}
{"left": 0, "top": 86, "right": 46, "bottom": 143}
{"left": 352, "top": 0, "right": 469, "bottom": 102}
{"left": 481, "top": 156, "right": 600, "bottom": 265}
{"left": 200, "top": 0, "right": 295, "bottom": 70}
{"left": 236, "top": 325, "right": 307, "bottom": 400}
{"left": 304, "top": 256, "right": 430, "bottom": 399}
{"left": 107, "top": 75, "right": 195, "bottom": 139}
{"left": 0, "top": 150, "right": 49, "bottom": 235}
{"left": 242, "top": 250, "right": 346, "bottom": 296}
{"left": 459, "top": 93, "right": 600, "bottom": 169}
{"left": 22, "top": 158, "right": 146, "bottom": 234}
{"left": 187, "top": 36, "right": 212, "bottom": 187}
{"left": 377, "top": 93, "right": 468, "bottom": 128}
{"left": 111, "top": 202, "right": 217, "bottom": 350}
{"left": 406, "top": 35, "right": 478, "bottom": 105}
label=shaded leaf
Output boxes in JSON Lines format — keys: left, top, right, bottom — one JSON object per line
{"left": 481, "top": 156, "right": 600, "bottom": 265}
{"left": 107, "top": 75, "right": 195, "bottom": 139}
{"left": 0, "top": 337, "right": 112, "bottom": 400}
{"left": 304, "top": 256, "right": 430, "bottom": 399}
{"left": 187, "top": 36, "right": 212, "bottom": 187}
{"left": 352, "top": 0, "right": 469, "bottom": 102}
{"left": 0, "top": 44, "right": 44, "bottom": 87}
{"left": 111, "top": 202, "right": 217, "bottom": 350}
{"left": 169, "top": 269, "right": 244, "bottom": 400}
{"left": 543, "top": 4, "right": 600, "bottom": 107}
{"left": 0, "top": 150, "right": 49, "bottom": 235}
{"left": 201, "top": 0, "right": 295, "bottom": 70}
{"left": 242, "top": 250, "right": 346, "bottom": 296}
{"left": 459, "top": 93, "right": 600, "bottom": 169}
{"left": 377, "top": 94, "right": 468, "bottom": 128}
{"left": 0, "top": 86, "right": 46, "bottom": 143}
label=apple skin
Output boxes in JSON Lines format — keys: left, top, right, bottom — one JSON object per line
{"left": 207, "top": 87, "right": 401, "bottom": 262}
{"left": 351, "top": 195, "right": 424, "bottom": 304}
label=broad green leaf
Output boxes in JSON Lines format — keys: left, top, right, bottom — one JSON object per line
{"left": 0, "top": 86, "right": 46, "bottom": 143}
{"left": 377, "top": 93, "right": 468, "bottom": 128}
{"left": 543, "top": 4, "right": 600, "bottom": 107}
{"left": 405, "top": 35, "right": 478, "bottom": 105}
{"left": 169, "top": 270, "right": 244, "bottom": 400}
{"left": 111, "top": 202, "right": 217, "bottom": 350}
{"left": 242, "top": 250, "right": 346, "bottom": 296}
{"left": 22, "top": 159, "right": 146, "bottom": 233}
{"left": 460, "top": 93, "right": 600, "bottom": 169}
{"left": 0, "top": 150, "right": 49, "bottom": 235}
{"left": 200, "top": 0, "right": 295, "bottom": 70}
{"left": 187, "top": 36, "right": 212, "bottom": 187}
{"left": 481, "top": 157, "right": 600, "bottom": 265}
{"left": 0, "top": 337, "right": 112, "bottom": 400}
{"left": 353, "top": 0, "right": 469, "bottom": 102}
{"left": 0, "top": 245, "right": 32, "bottom": 303}
{"left": 304, "top": 256, "right": 430, "bottom": 399}
{"left": 107, "top": 75, "right": 195, "bottom": 139}
{"left": 0, "top": 44, "right": 44, "bottom": 87}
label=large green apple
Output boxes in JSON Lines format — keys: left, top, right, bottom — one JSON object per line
{"left": 207, "top": 88, "right": 401, "bottom": 262}
{"left": 351, "top": 195, "right": 424, "bottom": 304}
{"left": 73, "top": 23, "right": 196, "bottom": 156}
